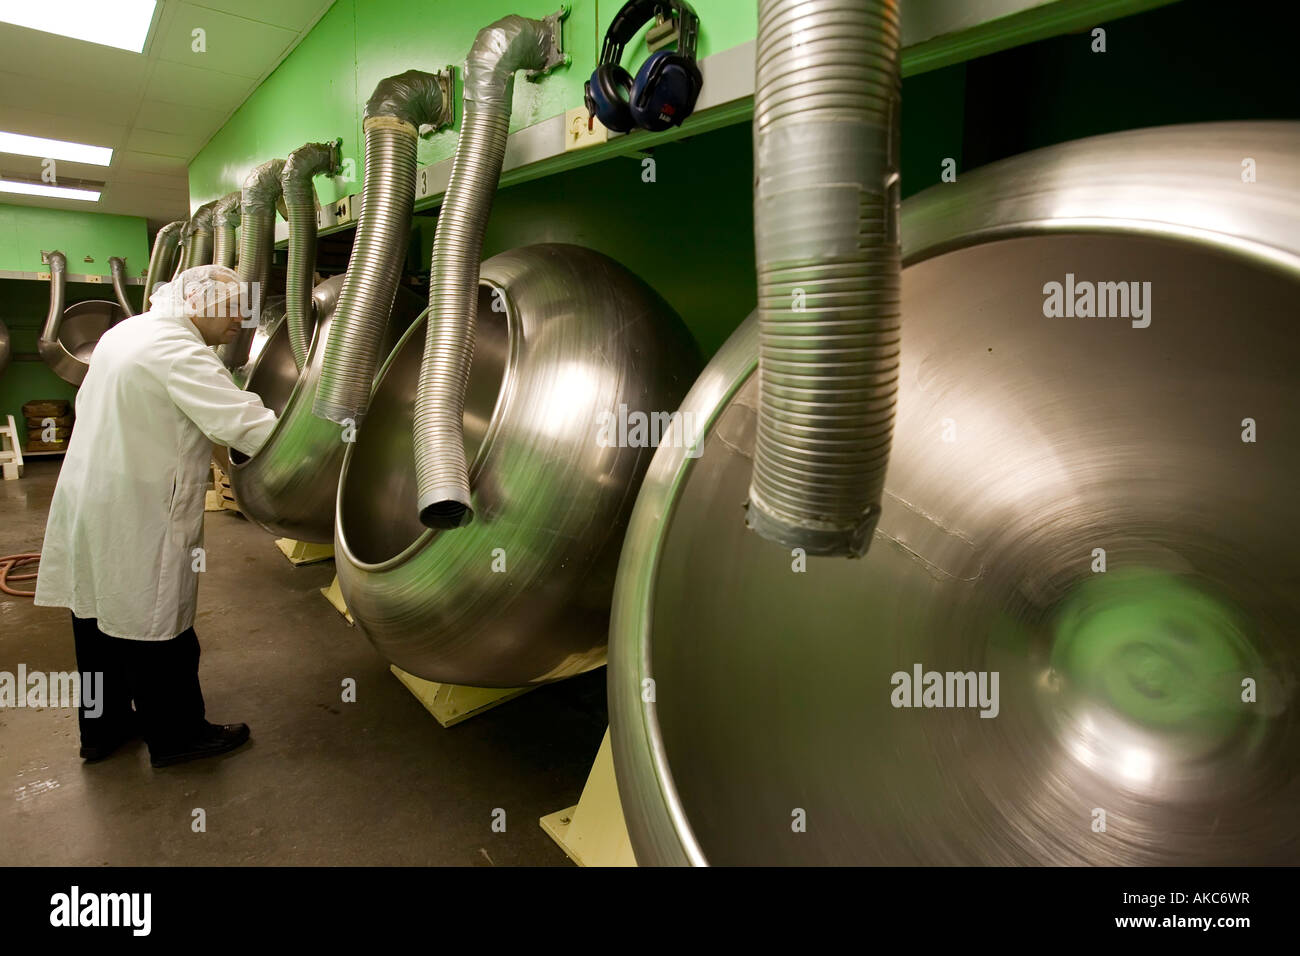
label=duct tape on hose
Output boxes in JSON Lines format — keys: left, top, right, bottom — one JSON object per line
{"left": 464, "top": 15, "right": 551, "bottom": 109}
{"left": 754, "top": 120, "right": 899, "bottom": 264}
{"left": 242, "top": 159, "right": 286, "bottom": 213}
{"left": 191, "top": 199, "right": 218, "bottom": 231}
{"left": 365, "top": 70, "right": 446, "bottom": 126}
{"left": 214, "top": 191, "right": 242, "bottom": 226}
{"left": 282, "top": 141, "right": 340, "bottom": 205}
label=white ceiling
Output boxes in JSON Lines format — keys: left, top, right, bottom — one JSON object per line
{"left": 0, "top": 0, "right": 335, "bottom": 232}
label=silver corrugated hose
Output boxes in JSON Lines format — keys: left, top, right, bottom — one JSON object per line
{"left": 220, "top": 158, "right": 285, "bottom": 370}
{"left": 281, "top": 141, "right": 341, "bottom": 370}
{"left": 413, "top": 15, "right": 556, "bottom": 529}
{"left": 745, "top": 0, "right": 902, "bottom": 558}
{"left": 108, "top": 256, "right": 135, "bottom": 316}
{"left": 144, "top": 220, "right": 185, "bottom": 302}
{"left": 313, "top": 71, "right": 449, "bottom": 425}
{"left": 179, "top": 199, "right": 218, "bottom": 271}
{"left": 212, "top": 191, "right": 242, "bottom": 269}
{"left": 38, "top": 250, "right": 67, "bottom": 351}
{"left": 173, "top": 219, "right": 195, "bottom": 278}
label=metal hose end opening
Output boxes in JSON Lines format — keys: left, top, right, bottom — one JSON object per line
{"left": 746, "top": 0, "right": 903, "bottom": 559}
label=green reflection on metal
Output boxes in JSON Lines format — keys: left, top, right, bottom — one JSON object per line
{"left": 1051, "top": 569, "right": 1256, "bottom": 734}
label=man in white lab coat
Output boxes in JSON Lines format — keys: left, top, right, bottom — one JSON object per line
{"left": 35, "top": 264, "right": 278, "bottom": 768}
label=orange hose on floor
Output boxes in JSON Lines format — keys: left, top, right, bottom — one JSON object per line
{"left": 0, "top": 552, "right": 40, "bottom": 597}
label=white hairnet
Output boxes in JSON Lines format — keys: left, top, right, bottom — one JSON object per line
{"left": 150, "top": 264, "right": 247, "bottom": 320}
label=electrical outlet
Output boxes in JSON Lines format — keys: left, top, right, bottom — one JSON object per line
{"left": 564, "top": 106, "right": 609, "bottom": 151}
{"left": 319, "top": 194, "right": 355, "bottom": 228}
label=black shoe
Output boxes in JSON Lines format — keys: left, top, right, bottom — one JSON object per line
{"left": 150, "top": 722, "right": 251, "bottom": 768}
{"left": 80, "top": 715, "right": 141, "bottom": 762}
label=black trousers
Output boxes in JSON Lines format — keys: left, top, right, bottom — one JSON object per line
{"left": 71, "top": 613, "right": 206, "bottom": 752}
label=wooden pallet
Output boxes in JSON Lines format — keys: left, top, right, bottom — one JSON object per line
{"left": 0, "top": 415, "right": 24, "bottom": 480}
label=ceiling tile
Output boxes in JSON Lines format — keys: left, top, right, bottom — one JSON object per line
{"left": 116, "top": 150, "right": 191, "bottom": 176}
{"left": 144, "top": 60, "right": 254, "bottom": 111}
{"left": 134, "top": 99, "right": 229, "bottom": 138}
{"left": 110, "top": 164, "right": 191, "bottom": 190}
{"left": 126, "top": 126, "right": 206, "bottom": 158}
{"left": 156, "top": 3, "right": 298, "bottom": 79}
{"left": 186, "top": 0, "right": 335, "bottom": 32}
{"left": 0, "top": 70, "right": 142, "bottom": 127}
{"left": 0, "top": 105, "right": 126, "bottom": 152}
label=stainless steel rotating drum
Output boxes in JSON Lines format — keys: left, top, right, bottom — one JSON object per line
{"left": 608, "top": 122, "right": 1300, "bottom": 865}
{"left": 40, "top": 300, "right": 125, "bottom": 386}
{"left": 334, "top": 243, "right": 701, "bottom": 687}
{"left": 227, "top": 276, "right": 423, "bottom": 542}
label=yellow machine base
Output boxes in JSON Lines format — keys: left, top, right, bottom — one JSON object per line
{"left": 320, "top": 574, "right": 354, "bottom": 625}
{"left": 390, "top": 666, "right": 533, "bottom": 728}
{"left": 540, "top": 729, "right": 636, "bottom": 867}
{"left": 275, "top": 537, "right": 335, "bottom": 565}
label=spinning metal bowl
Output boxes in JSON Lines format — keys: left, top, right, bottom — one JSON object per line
{"left": 334, "top": 244, "right": 700, "bottom": 687}
{"left": 39, "top": 300, "right": 125, "bottom": 386}
{"left": 228, "top": 277, "right": 422, "bottom": 542}
{"left": 608, "top": 123, "right": 1300, "bottom": 866}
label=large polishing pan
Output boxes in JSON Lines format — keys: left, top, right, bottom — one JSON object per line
{"left": 608, "top": 122, "right": 1300, "bottom": 865}
{"left": 39, "top": 300, "right": 125, "bottom": 386}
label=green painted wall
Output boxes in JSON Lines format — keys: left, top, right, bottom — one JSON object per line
{"left": 0, "top": 204, "right": 149, "bottom": 277}
{"left": 0, "top": 204, "right": 149, "bottom": 434}
{"left": 188, "top": 0, "right": 757, "bottom": 209}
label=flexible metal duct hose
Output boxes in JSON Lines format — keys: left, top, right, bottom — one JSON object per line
{"left": 179, "top": 199, "right": 218, "bottom": 271}
{"left": 313, "top": 71, "right": 448, "bottom": 425}
{"left": 173, "top": 219, "right": 194, "bottom": 279}
{"left": 212, "top": 191, "right": 242, "bottom": 269}
{"left": 413, "top": 15, "right": 555, "bottom": 530}
{"left": 220, "top": 158, "right": 285, "bottom": 370}
{"left": 38, "top": 251, "right": 67, "bottom": 355}
{"left": 107, "top": 256, "right": 135, "bottom": 317}
{"left": 745, "top": 0, "right": 902, "bottom": 557}
{"left": 144, "top": 220, "right": 184, "bottom": 302}
{"left": 281, "top": 141, "right": 341, "bottom": 370}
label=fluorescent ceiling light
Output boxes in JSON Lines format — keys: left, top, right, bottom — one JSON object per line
{"left": 0, "top": 131, "right": 113, "bottom": 166}
{"left": 0, "top": 0, "right": 158, "bottom": 53}
{"left": 0, "top": 179, "right": 101, "bottom": 202}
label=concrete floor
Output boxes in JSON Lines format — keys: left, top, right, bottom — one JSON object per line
{"left": 1, "top": 458, "right": 608, "bottom": 865}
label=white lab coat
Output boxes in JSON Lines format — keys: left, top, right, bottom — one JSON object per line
{"left": 34, "top": 308, "right": 276, "bottom": 640}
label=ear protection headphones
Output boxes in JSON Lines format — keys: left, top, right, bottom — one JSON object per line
{"left": 585, "top": 0, "right": 702, "bottom": 134}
